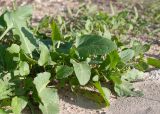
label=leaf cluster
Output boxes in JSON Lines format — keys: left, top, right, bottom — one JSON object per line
{"left": 0, "top": 4, "right": 157, "bottom": 114}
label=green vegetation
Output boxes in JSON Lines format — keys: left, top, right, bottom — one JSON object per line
{"left": 0, "top": 2, "right": 159, "bottom": 114}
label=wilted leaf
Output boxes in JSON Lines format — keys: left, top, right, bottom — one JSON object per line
{"left": 121, "top": 69, "right": 144, "bottom": 82}
{"left": 114, "top": 81, "right": 143, "bottom": 97}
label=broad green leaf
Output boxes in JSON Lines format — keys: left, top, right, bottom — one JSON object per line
{"left": 0, "top": 45, "right": 18, "bottom": 71}
{"left": 19, "top": 61, "right": 30, "bottom": 76}
{"left": 114, "top": 69, "right": 143, "bottom": 97}
{"left": 114, "top": 81, "right": 143, "bottom": 97}
{"left": 34, "top": 72, "right": 59, "bottom": 114}
{"left": 56, "top": 65, "right": 73, "bottom": 79}
{"left": 7, "top": 44, "right": 20, "bottom": 54}
{"left": 56, "top": 42, "right": 72, "bottom": 54}
{"left": 38, "top": 43, "right": 51, "bottom": 66}
{"left": 121, "top": 69, "right": 143, "bottom": 82}
{"left": 70, "top": 59, "right": 91, "bottom": 85}
{"left": 3, "top": 5, "right": 37, "bottom": 56}
{"left": 93, "top": 82, "right": 110, "bottom": 106}
{"left": 50, "top": 20, "right": 61, "bottom": 41}
{"left": 119, "top": 49, "right": 134, "bottom": 63}
{"left": 76, "top": 35, "right": 117, "bottom": 56}
{"left": 11, "top": 97, "right": 27, "bottom": 114}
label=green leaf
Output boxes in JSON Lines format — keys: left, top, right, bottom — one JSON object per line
{"left": 56, "top": 65, "right": 73, "bottom": 79}
{"left": 92, "top": 75, "right": 99, "bottom": 82}
{"left": 19, "top": 61, "right": 30, "bottom": 76}
{"left": 0, "top": 11, "right": 7, "bottom": 28}
{"left": 76, "top": 35, "right": 117, "bottom": 56}
{"left": 93, "top": 82, "right": 110, "bottom": 106}
{"left": 56, "top": 42, "right": 72, "bottom": 54}
{"left": 119, "top": 49, "right": 134, "bottom": 63}
{"left": 7, "top": 44, "right": 20, "bottom": 54}
{"left": 34, "top": 72, "right": 59, "bottom": 114}
{"left": 38, "top": 16, "right": 50, "bottom": 30}
{"left": 135, "top": 60, "right": 149, "bottom": 71}
{"left": 0, "top": 79, "right": 12, "bottom": 100}
{"left": 114, "top": 81, "right": 143, "bottom": 97}
{"left": 103, "top": 26, "right": 111, "bottom": 39}
{"left": 11, "top": 97, "right": 27, "bottom": 114}
{"left": 38, "top": 42, "right": 51, "bottom": 66}
{"left": 3, "top": 5, "right": 37, "bottom": 56}
{"left": 50, "top": 20, "right": 61, "bottom": 41}
{"left": 121, "top": 69, "right": 143, "bottom": 82}
{"left": 85, "top": 19, "right": 92, "bottom": 31}
{"left": 147, "top": 58, "right": 160, "bottom": 68}
{"left": 132, "top": 41, "right": 150, "bottom": 56}
{"left": 109, "top": 51, "right": 120, "bottom": 69}
{"left": 0, "top": 45, "right": 18, "bottom": 71}
{"left": 109, "top": 72, "right": 122, "bottom": 84}
{"left": 70, "top": 59, "right": 91, "bottom": 85}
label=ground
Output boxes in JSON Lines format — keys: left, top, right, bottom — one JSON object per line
{"left": 0, "top": 0, "right": 160, "bottom": 114}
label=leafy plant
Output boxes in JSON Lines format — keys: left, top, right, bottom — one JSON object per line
{"left": 0, "top": 3, "right": 157, "bottom": 114}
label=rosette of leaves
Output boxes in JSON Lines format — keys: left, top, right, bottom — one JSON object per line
{"left": 0, "top": 4, "right": 153, "bottom": 114}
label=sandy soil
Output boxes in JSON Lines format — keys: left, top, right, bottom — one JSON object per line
{"left": 58, "top": 70, "right": 160, "bottom": 114}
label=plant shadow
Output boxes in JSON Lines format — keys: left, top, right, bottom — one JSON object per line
{"left": 58, "top": 88, "right": 107, "bottom": 110}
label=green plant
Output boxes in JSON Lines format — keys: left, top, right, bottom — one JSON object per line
{"left": 0, "top": 4, "right": 154, "bottom": 114}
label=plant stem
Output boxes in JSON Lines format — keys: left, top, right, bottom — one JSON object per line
{"left": 57, "top": 41, "right": 61, "bottom": 48}
{"left": 28, "top": 102, "right": 35, "bottom": 114}
{"left": 0, "top": 27, "right": 11, "bottom": 41}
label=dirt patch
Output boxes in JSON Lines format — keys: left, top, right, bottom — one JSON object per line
{"left": 107, "top": 80, "right": 160, "bottom": 114}
{"left": 58, "top": 70, "right": 160, "bottom": 114}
